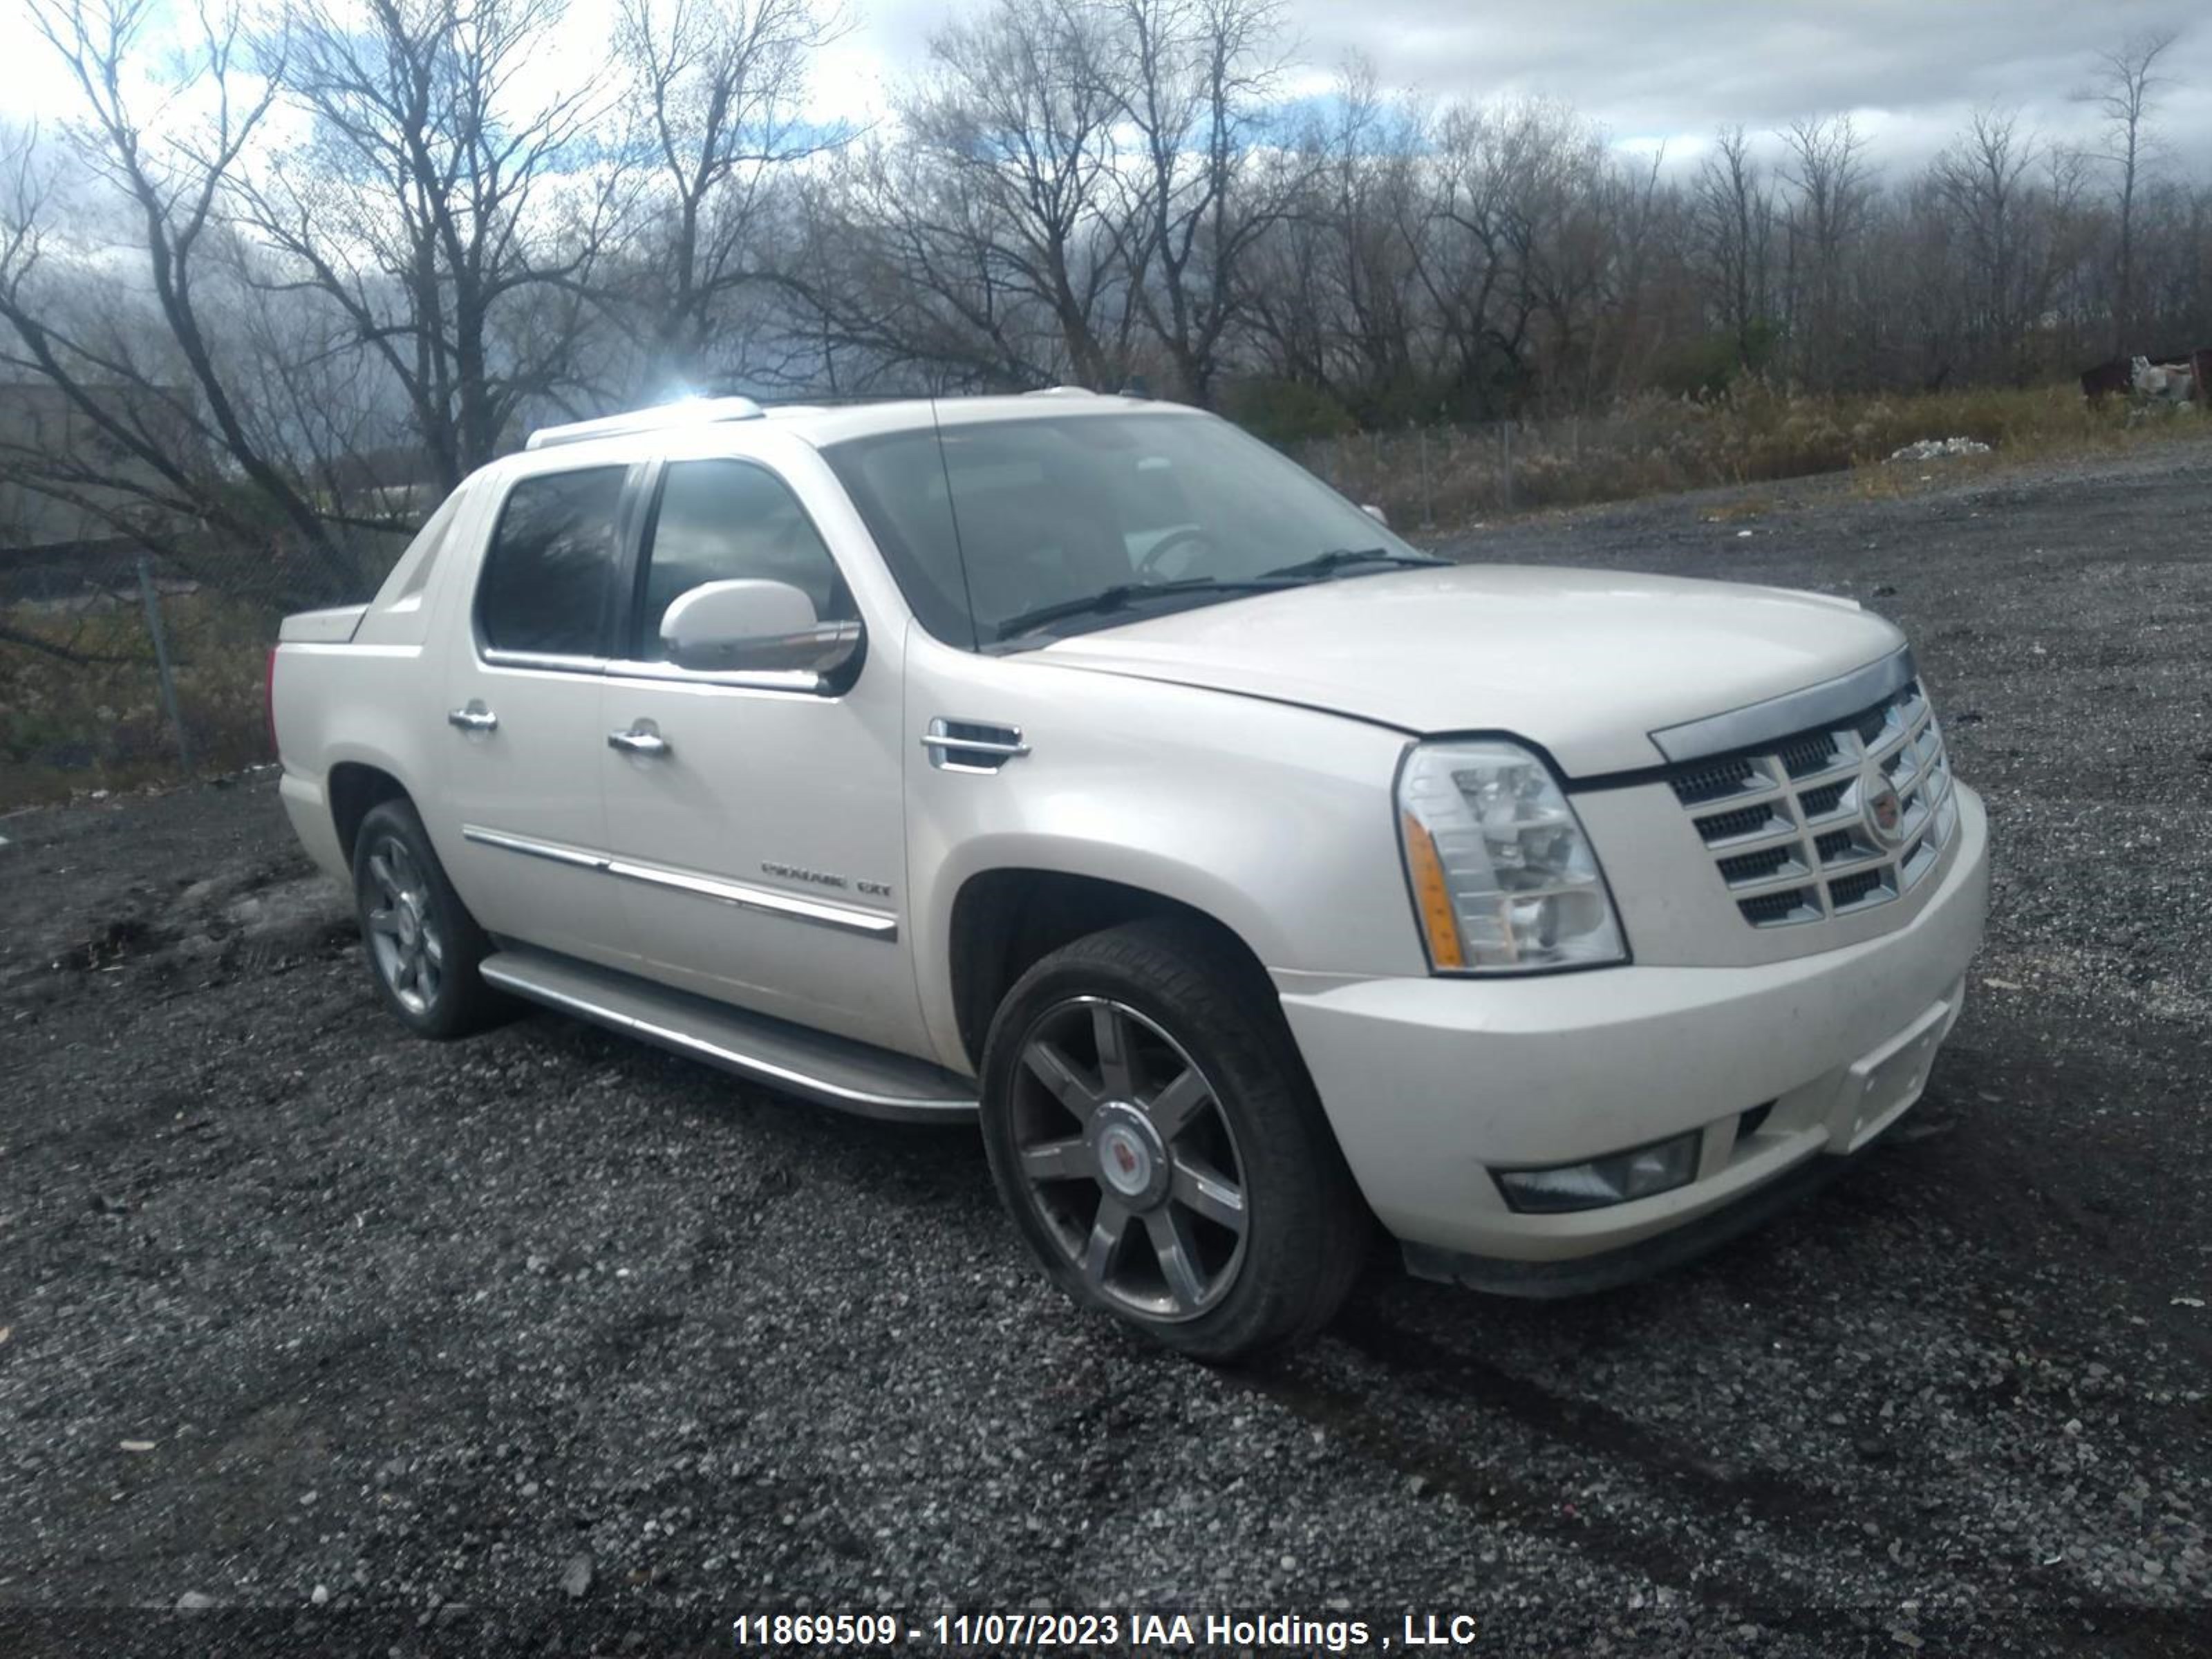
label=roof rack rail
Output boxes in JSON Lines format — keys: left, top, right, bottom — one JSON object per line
{"left": 525, "top": 397, "right": 765, "bottom": 450}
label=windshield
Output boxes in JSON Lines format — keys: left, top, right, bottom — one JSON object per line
{"left": 821, "top": 412, "right": 1425, "bottom": 646}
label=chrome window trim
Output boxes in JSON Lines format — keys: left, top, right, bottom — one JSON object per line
{"left": 282, "top": 641, "right": 422, "bottom": 660}
{"left": 478, "top": 647, "right": 610, "bottom": 675}
{"left": 1650, "top": 646, "right": 1916, "bottom": 765}
{"left": 460, "top": 825, "right": 897, "bottom": 941}
{"left": 601, "top": 657, "right": 831, "bottom": 696}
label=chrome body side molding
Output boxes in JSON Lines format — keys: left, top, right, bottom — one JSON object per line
{"left": 460, "top": 825, "right": 898, "bottom": 941}
{"left": 462, "top": 824, "right": 603, "bottom": 871}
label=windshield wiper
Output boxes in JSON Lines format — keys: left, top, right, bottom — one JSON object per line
{"left": 994, "top": 577, "right": 1290, "bottom": 641}
{"left": 1260, "top": 547, "right": 1447, "bottom": 581}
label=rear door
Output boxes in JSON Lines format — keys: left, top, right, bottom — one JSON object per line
{"left": 435, "top": 462, "right": 639, "bottom": 970}
{"left": 594, "top": 447, "right": 926, "bottom": 1054}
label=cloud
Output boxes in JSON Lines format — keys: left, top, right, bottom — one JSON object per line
{"left": 5, "top": 0, "right": 2206, "bottom": 179}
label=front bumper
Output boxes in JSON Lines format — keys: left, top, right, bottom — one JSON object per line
{"left": 1277, "top": 785, "right": 1990, "bottom": 1277}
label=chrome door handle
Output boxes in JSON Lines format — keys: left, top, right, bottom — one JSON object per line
{"left": 607, "top": 727, "right": 670, "bottom": 758}
{"left": 447, "top": 705, "right": 498, "bottom": 732}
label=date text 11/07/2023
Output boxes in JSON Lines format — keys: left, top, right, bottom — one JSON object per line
{"left": 731, "top": 1612, "right": 1483, "bottom": 1651}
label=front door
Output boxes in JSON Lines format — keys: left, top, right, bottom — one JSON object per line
{"left": 595, "top": 451, "right": 926, "bottom": 1055}
{"left": 435, "top": 462, "right": 636, "bottom": 971}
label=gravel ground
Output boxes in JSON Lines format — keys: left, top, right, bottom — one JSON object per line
{"left": 3, "top": 441, "right": 2211, "bottom": 1658}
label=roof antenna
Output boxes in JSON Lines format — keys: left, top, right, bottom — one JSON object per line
{"left": 930, "top": 395, "right": 984, "bottom": 650}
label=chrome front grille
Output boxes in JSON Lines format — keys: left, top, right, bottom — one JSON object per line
{"left": 1667, "top": 679, "right": 1960, "bottom": 928}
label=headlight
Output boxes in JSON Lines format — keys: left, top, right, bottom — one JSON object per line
{"left": 1396, "top": 739, "right": 1626, "bottom": 972}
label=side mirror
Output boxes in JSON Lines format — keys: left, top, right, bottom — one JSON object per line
{"left": 1360, "top": 503, "right": 1390, "bottom": 527}
{"left": 659, "top": 579, "right": 863, "bottom": 680}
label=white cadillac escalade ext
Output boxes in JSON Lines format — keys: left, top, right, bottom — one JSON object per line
{"left": 272, "top": 391, "right": 1990, "bottom": 1360}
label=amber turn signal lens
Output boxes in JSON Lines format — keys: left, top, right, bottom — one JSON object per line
{"left": 1401, "top": 811, "right": 1466, "bottom": 970}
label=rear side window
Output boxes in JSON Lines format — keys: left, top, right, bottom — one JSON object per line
{"left": 478, "top": 467, "right": 626, "bottom": 657}
{"left": 634, "top": 459, "right": 853, "bottom": 659}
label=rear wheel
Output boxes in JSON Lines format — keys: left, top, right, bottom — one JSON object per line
{"left": 980, "top": 919, "right": 1368, "bottom": 1362}
{"left": 351, "top": 798, "right": 510, "bottom": 1039}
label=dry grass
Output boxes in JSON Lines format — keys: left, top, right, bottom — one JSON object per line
{"left": 1, "top": 588, "right": 277, "bottom": 810}
{"left": 1294, "top": 383, "right": 2206, "bottom": 532}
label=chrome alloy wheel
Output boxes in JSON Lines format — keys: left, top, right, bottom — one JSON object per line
{"left": 362, "top": 834, "right": 444, "bottom": 1016}
{"left": 1009, "top": 996, "right": 1249, "bottom": 1322}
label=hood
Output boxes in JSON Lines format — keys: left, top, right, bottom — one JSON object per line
{"left": 1032, "top": 565, "right": 1904, "bottom": 777}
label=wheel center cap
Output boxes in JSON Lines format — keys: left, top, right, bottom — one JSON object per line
{"left": 396, "top": 906, "right": 421, "bottom": 948}
{"left": 1098, "top": 1125, "right": 1151, "bottom": 1195}
{"left": 1089, "top": 1103, "right": 1169, "bottom": 1207}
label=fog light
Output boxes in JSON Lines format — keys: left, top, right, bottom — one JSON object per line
{"left": 1492, "top": 1132, "right": 1700, "bottom": 1214}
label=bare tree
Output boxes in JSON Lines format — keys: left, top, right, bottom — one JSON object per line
{"left": 1691, "top": 125, "right": 1772, "bottom": 371}
{"left": 236, "top": 0, "right": 619, "bottom": 489}
{"left": 1779, "top": 114, "right": 1872, "bottom": 388}
{"left": 0, "top": 0, "right": 362, "bottom": 600}
{"left": 1402, "top": 97, "right": 1526, "bottom": 416}
{"left": 1489, "top": 98, "right": 1616, "bottom": 413}
{"left": 613, "top": 0, "right": 843, "bottom": 398}
{"left": 1931, "top": 107, "right": 2041, "bottom": 378}
{"left": 791, "top": 132, "right": 1071, "bottom": 391}
{"left": 1242, "top": 59, "right": 1432, "bottom": 416}
{"left": 2079, "top": 28, "right": 2180, "bottom": 351}
{"left": 1112, "top": 0, "right": 1300, "bottom": 405}
{"left": 895, "top": 0, "right": 1142, "bottom": 390}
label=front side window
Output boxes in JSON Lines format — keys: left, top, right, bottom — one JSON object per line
{"left": 821, "top": 413, "right": 1425, "bottom": 647}
{"left": 477, "top": 467, "right": 626, "bottom": 658}
{"left": 633, "top": 459, "right": 854, "bottom": 661}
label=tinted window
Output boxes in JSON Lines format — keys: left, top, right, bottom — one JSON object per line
{"left": 822, "top": 413, "right": 1421, "bottom": 647}
{"left": 478, "top": 468, "right": 626, "bottom": 657}
{"left": 635, "top": 460, "right": 852, "bottom": 660}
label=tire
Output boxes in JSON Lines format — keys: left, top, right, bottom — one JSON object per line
{"left": 350, "top": 797, "right": 511, "bottom": 1040}
{"left": 979, "top": 917, "right": 1369, "bottom": 1362}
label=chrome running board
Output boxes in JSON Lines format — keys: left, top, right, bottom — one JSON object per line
{"left": 478, "top": 946, "right": 977, "bottom": 1124}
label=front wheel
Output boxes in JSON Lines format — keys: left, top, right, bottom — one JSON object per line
{"left": 979, "top": 919, "right": 1369, "bottom": 1362}
{"left": 351, "top": 798, "right": 510, "bottom": 1040}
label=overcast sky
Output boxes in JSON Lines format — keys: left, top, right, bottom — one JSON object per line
{"left": 826, "top": 0, "right": 2212, "bottom": 174}
{"left": 4, "top": 0, "right": 2209, "bottom": 180}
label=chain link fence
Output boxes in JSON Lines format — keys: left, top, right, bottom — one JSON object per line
{"left": 1, "top": 529, "right": 405, "bottom": 811}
